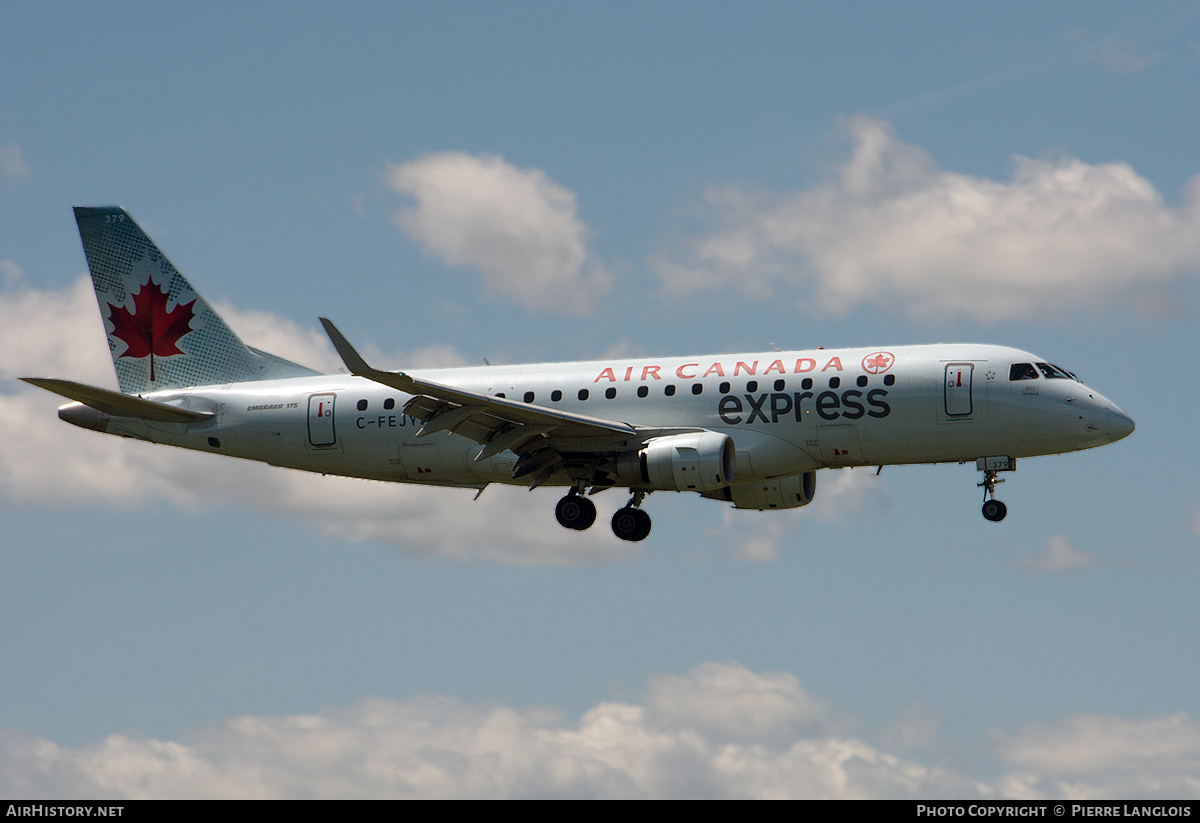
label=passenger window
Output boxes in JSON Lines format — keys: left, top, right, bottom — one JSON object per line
{"left": 496, "top": 393, "right": 505, "bottom": 398}
{"left": 829, "top": 377, "right": 840, "bottom": 389}
{"left": 384, "top": 398, "right": 395, "bottom": 410}
{"left": 523, "top": 391, "right": 535, "bottom": 403}
{"left": 605, "top": 387, "right": 616, "bottom": 399}
{"left": 774, "top": 379, "right": 785, "bottom": 391}
{"left": 719, "top": 381, "right": 730, "bottom": 394}
{"left": 665, "top": 385, "right": 676, "bottom": 397}
{"left": 746, "top": 380, "right": 758, "bottom": 392}
{"left": 551, "top": 390, "right": 562, "bottom": 402}
{"left": 637, "top": 386, "right": 648, "bottom": 398}
{"left": 801, "top": 377, "right": 813, "bottom": 390}
{"left": 1009, "top": 363, "right": 1039, "bottom": 381}
{"left": 356, "top": 399, "right": 368, "bottom": 411}
{"left": 856, "top": 376, "right": 868, "bottom": 388}
{"left": 883, "top": 374, "right": 895, "bottom": 386}
{"left": 578, "top": 389, "right": 589, "bottom": 401}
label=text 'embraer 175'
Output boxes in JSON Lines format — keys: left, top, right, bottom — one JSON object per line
{"left": 23, "top": 208, "right": 1135, "bottom": 541}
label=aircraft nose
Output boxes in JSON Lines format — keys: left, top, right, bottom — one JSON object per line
{"left": 1106, "top": 404, "right": 1135, "bottom": 442}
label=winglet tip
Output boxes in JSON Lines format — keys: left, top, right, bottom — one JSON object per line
{"left": 319, "top": 317, "right": 373, "bottom": 374}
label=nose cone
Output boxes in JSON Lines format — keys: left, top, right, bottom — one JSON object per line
{"left": 1107, "top": 404, "right": 1135, "bottom": 442}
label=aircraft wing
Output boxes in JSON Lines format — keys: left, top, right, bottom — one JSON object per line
{"left": 320, "top": 319, "right": 643, "bottom": 481}
{"left": 20, "top": 378, "right": 215, "bottom": 423}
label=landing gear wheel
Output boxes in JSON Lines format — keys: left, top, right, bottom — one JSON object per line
{"left": 982, "top": 499, "right": 1007, "bottom": 522}
{"left": 978, "top": 465, "right": 1010, "bottom": 523}
{"left": 556, "top": 494, "right": 597, "bottom": 531}
{"left": 611, "top": 506, "right": 651, "bottom": 542}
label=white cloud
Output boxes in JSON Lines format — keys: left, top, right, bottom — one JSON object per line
{"left": 214, "top": 302, "right": 343, "bottom": 374}
{"left": 727, "top": 516, "right": 789, "bottom": 562}
{"left": 1068, "top": 31, "right": 1162, "bottom": 75}
{"left": 811, "top": 468, "right": 888, "bottom": 520}
{"left": 385, "top": 152, "right": 610, "bottom": 315}
{"left": 9, "top": 660, "right": 1194, "bottom": 799}
{"left": 0, "top": 662, "right": 987, "bottom": 799}
{"left": 995, "top": 713, "right": 1200, "bottom": 799}
{"left": 598, "top": 339, "right": 650, "bottom": 361}
{"left": 1, "top": 382, "right": 633, "bottom": 563}
{"left": 217, "top": 301, "right": 472, "bottom": 374}
{"left": 657, "top": 115, "right": 1200, "bottom": 322}
{"left": 645, "top": 662, "right": 826, "bottom": 742}
{"left": 881, "top": 701, "right": 943, "bottom": 752}
{"left": 5, "top": 385, "right": 630, "bottom": 567}
{"left": 1, "top": 277, "right": 631, "bottom": 565}
{"left": 718, "top": 469, "right": 886, "bottom": 562}
{"left": 1015, "top": 534, "right": 1094, "bottom": 574}
{"left": 0, "top": 260, "right": 22, "bottom": 287}
{"left": 0, "top": 143, "right": 30, "bottom": 183}
{"left": 0, "top": 276, "right": 114, "bottom": 385}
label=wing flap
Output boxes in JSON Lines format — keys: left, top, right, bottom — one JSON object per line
{"left": 415, "top": 404, "right": 485, "bottom": 438}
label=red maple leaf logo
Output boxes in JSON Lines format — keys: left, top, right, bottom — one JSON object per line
{"left": 107, "top": 279, "right": 196, "bottom": 382}
{"left": 862, "top": 351, "right": 895, "bottom": 374}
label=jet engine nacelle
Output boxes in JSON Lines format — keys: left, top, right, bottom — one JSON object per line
{"left": 615, "top": 431, "right": 736, "bottom": 492}
{"left": 701, "top": 471, "right": 817, "bottom": 510}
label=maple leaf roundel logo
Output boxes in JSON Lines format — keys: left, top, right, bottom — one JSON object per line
{"left": 107, "top": 278, "right": 196, "bottom": 382}
{"left": 862, "top": 351, "right": 895, "bottom": 374}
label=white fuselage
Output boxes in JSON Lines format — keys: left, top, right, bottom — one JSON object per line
{"left": 85, "top": 343, "right": 1133, "bottom": 491}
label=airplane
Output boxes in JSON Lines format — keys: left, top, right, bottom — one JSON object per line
{"left": 23, "top": 207, "right": 1135, "bottom": 541}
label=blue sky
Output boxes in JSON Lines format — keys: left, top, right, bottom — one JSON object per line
{"left": 2, "top": 2, "right": 1199, "bottom": 798}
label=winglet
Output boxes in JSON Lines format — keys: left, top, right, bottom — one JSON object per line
{"left": 318, "top": 317, "right": 636, "bottom": 438}
{"left": 319, "top": 317, "right": 373, "bottom": 374}
{"left": 319, "top": 317, "right": 417, "bottom": 393}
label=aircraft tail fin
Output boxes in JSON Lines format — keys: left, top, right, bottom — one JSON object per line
{"left": 73, "top": 206, "right": 319, "bottom": 394}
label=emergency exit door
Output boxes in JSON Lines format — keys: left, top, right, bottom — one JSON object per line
{"left": 944, "top": 364, "right": 973, "bottom": 417}
{"left": 308, "top": 393, "right": 337, "bottom": 447}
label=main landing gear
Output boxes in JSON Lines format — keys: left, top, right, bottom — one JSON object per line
{"left": 555, "top": 489, "right": 652, "bottom": 542}
{"left": 977, "top": 457, "right": 1015, "bottom": 522}
{"left": 611, "top": 492, "right": 652, "bottom": 542}
{"left": 555, "top": 491, "right": 597, "bottom": 531}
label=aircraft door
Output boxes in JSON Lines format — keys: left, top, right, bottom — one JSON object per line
{"left": 944, "top": 364, "right": 974, "bottom": 417}
{"left": 308, "top": 392, "right": 337, "bottom": 447}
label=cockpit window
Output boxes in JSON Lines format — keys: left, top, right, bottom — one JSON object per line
{"left": 1036, "top": 362, "right": 1074, "bottom": 380}
{"left": 1009, "top": 363, "right": 1038, "bottom": 381}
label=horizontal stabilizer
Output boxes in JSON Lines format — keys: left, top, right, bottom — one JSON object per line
{"left": 20, "top": 378, "right": 214, "bottom": 423}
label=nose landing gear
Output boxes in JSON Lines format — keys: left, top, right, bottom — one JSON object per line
{"left": 976, "top": 456, "right": 1015, "bottom": 522}
{"left": 982, "top": 496, "right": 1008, "bottom": 522}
